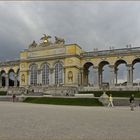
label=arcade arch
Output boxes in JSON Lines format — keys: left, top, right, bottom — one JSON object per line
{"left": 132, "top": 58, "right": 140, "bottom": 86}
{"left": 8, "top": 69, "right": 15, "bottom": 87}
{"left": 114, "top": 60, "right": 127, "bottom": 85}
{"left": 98, "top": 61, "right": 110, "bottom": 87}
{"left": 83, "top": 62, "right": 93, "bottom": 86}
{"left": 1, "top": 70, "right": 6, "bottom": 87}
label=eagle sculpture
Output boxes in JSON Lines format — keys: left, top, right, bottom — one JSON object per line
{"left": 40, "top": 34, "right": 51, "bottom": 43}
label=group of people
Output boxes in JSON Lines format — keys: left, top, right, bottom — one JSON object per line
{"left": 107, "top": 93, "right": 135, "bottom": 111}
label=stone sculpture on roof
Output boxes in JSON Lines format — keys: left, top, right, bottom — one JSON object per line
{"left": 40, "top": 34, "right": 51, "bottom": 44}
{"left": 28, "top": 34, "right": 65, "bottom": 49}
{"left": 55, "top": 36, "right": 65, "bottom": 44}
{"left": 39, "top": 34, "right": 52, "bottom": 47}
{"left": 29, "top": 40, "right": 37, "bottom": 48}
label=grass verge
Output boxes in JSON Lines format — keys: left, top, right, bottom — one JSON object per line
{"left": 79, "top": 91, "right": 140, "bottom": 97}
{"left": 0, "top": 91, "right": 7, "bottom": 96}
{"left": 23, "top": 97, "right": 103, "bottom": 106}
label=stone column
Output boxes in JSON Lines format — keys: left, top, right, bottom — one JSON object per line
{"left": 79, "top": 69, "right": 83, "bottom": 86}
{"left": 99, "top": 68, "right": 103, "bottom": 87}
{"left": 115, "top": 68, "right": 118, "bottom": 85}
{"left": 40, "top": 70, "right": 42, "bottom": 85}
{"left": 100, "top": 71, "right": 103, "bottom": 85}
{"left": 109, "top": 65, "right": 115, "bottom": 87}
{"left": 14, "top": 73, "right": 17, "bottom": 87}
{"left": 84, "top": 70, "right": 89, "bottom": 86}
{"left": 78, "top": 72, "right": 80, "bottom": 86}
{"left": 49, "top": 68, "right": 54, "bottom": 85}
{"left": 93, "top": 66, "right": 99, "bottom": 88}
{"left": 37, "top": 69, "right": 41, "bottom": 85}
{"left": 28, "top": 70, "right": 31, "bottom": 86}
{"left": 0, "top": 75, "right": 2, "bottom": 88}
{"left": 63, "top": 68, "right": 65, "bottom": 85}
{"left": 5, "top": 73, "right": 9, "bottom": 88}
{"left": 127, "top": 64, "right": 133, "bottom": 87}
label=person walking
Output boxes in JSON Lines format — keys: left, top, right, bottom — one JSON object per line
{"left": 108, "top": 94, "right": 114, "bottom": 107}
{"left": 12, "top": 94, "right": 16, "bottom": 102}
{"left": 129, "top": 94, "right": 135, "bottom": 111}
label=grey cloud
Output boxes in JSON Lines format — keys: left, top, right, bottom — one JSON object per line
{"left": 0, "top": 1, "right": 140, "bottom": 81}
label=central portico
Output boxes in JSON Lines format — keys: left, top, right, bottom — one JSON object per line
{"left": 20, "top": 34, "right": 82, "bottom": 89}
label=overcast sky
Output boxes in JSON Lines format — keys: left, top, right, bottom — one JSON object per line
{"left": 1, "top": 1, "right": 140, "bottom": 82}
{"left": 0, "top": 1, "right": 140, "bottom": 60}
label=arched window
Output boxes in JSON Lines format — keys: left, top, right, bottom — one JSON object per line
{"left": 42, "top": 64, "right": 49, "bottom": 85}
{"left": 55, "top": 63, "right": 63, "bottom": 84}
{"left": 30, "top": 65, "right": 37, "bottom": 85}
{"left": 8, "top": 69, "right": 15, "bottom": 87}
{"left": 1, "top": 70, "right": 6, "bottom": 87}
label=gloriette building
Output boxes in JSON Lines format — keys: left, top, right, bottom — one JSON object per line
{"left": 0, "top": 34, "right": 140, "bottom": 95}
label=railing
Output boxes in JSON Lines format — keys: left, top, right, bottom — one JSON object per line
{"left": 81, "top": 47, "right": 140, "bottom": 57}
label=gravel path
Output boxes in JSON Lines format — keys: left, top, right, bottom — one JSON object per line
{"left": 0, "top": 102, "right": 140, "bottom": 140}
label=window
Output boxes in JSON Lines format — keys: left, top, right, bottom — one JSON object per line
{"left": 42, "top": 64, "right": 49, "bottom": 85}
{"left": 30, "top": 65, "right": 37, "bottom": 85}
{"left": 55, "top": 63, "right": 63, "bottom": 84}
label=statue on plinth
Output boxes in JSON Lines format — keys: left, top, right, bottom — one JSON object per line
{"left": 40, "top": 34, "right": 52, "bottom": 45}
{"left": 55, "top": 36, "right": 65, "bottom": 44}
{"left": 29, "top": 40, "right": 37, "bottom": 48}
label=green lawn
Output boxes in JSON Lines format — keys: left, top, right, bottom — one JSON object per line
{"left": 0, "top": 91, "right": 7, "bottom": 96}
{"left": 79, "top": 91, "right": 140, "bottom": 98}
{"left": 24, "top": 97, "right": 103, "bottom": 106}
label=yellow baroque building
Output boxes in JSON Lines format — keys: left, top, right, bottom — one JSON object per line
{"left": 0, "top": 35, "right": 140, "bottom": 94}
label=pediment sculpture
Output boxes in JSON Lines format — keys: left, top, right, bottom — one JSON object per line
{"left": 40, "top": 34, "right": 51, "bottom": 43}
{"left": 29, "top": 40, "right": 37, "bottom": 48}
{"left": 55, "top": 36, "right": 65, "bottom": 44}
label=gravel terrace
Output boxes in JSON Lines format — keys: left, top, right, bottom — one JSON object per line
{"left": 0, "top": 102, "right": 140, "bottom": 140}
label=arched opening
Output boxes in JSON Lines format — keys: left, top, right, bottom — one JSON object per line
{"left": 132, "top": 58, "right": 140, "bottom": 86}
{"left": 8, "top": 69, "right": 15, "bottom": 87}
{"left": 99, "top": 61, "right": 110, "bottom": 88}
{"left": 17, "top": 69, "right": 20, "bottom": 87}
{"left": 83, "top": 62, "right": 94, "bottom": 86}
{"left": 54, "top": 62, "right": 63, "bottom": 85}
{"left": 30, "top": 64, "right": 37, "bottom": 86}
{"left": 1, "top": 70, "right": 6, "bottom": 87}
{"left": 114, "top": 60, "right": 127, "bottom": 86}
{"left": 42, "top": 63, "right": 50, "bottom": 85}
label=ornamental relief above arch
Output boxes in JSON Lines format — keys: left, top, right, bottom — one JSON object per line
{"left": 28, "top": 63, "right": 38, "bottom": 70}
{"left": 52, "top": 60, "right": 64, "bottom": 68}
{"left": 40, "top": 62, "right": 50, "bottom": 70}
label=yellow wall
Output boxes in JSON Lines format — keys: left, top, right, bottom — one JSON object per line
{"left": 66, "top": 44, "right": 82, "bottom": 55}
{"left": 0, "top": 41, "right": 140, "bottom": 88}
{"left": 65, "top": 67, "right": 79, "bottom": 85}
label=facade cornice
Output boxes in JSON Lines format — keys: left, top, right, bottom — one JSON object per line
{"left": 0, "top": 60, "right": 20, "bottom": 67}
{"left": 81, "top": 47, "right": 140, "bottom": 58}
{"left": 20, "top": 54, "right": 81, "bottom": 63}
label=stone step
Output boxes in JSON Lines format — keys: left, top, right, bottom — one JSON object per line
{"left": 26, "top": 92, "right": 45, "bottom": 96}
{"left": 113, "top": 99, "right": 140, "bottom": 106}
{"left": 0, "top": 97, "right": 13, "bottom": 102}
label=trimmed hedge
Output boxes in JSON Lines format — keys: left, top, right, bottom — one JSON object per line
{"left": 24, "top": 97, "right": 103, "bottom": 106}
{"left": 79, "top": 91, "right": 140, "bottom": 97}
{"left": 0, "top": 91, "right": 7, "bottom": 96}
